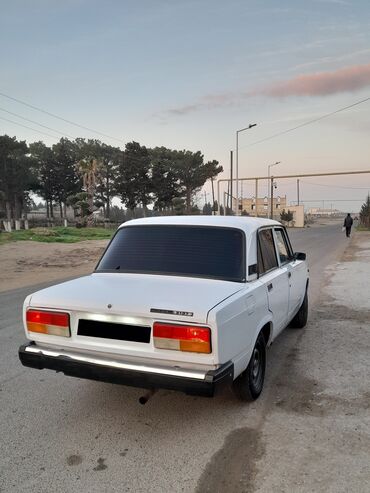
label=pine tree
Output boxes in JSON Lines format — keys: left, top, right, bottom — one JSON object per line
{"left": 359, "top": 194, "right": 370, "bottom": 228}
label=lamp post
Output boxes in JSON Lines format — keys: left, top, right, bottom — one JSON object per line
{"left": 235, "top": 123, "right": 257, "bottom": 215}
{"left": 267, "top": 161, "right": 280, "bottom": 218}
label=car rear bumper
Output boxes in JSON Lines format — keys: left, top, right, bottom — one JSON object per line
{"left": 19, "top": 342, "right": 234, "bottom": 397}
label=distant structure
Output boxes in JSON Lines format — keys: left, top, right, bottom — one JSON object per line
{"left": 239, "top": 196, "right": 287, "bottom": 216}
{"left": 307, "top": 207, "right": 342, "bottom": 217}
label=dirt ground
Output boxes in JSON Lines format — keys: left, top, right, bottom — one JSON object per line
{"left": 0, "top": 240, "right": 109, "bottom": 292}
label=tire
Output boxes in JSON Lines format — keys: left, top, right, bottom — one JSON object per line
{"left": 290, "top": 289, "right": 308, "bottom": 329}
{"left": 233, "top": 332, "right": 266, "bottom": 401}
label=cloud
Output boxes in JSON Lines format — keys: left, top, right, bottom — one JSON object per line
{"left": 163, "top": 62, "right": 370, "bottom": 117}
{"left": 312, "top": 0, "right": 350, "bottom": 5}
{"left": 166, "top": 92, "right": 235, "bottom": 116}
{"left": 260, "top": 63, "right": 370, "bottom": 97}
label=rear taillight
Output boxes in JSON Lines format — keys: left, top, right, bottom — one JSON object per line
{"left": 153, "top": 322, "right": 211, "bottom": 353}
{"left": 26, "top": 309, "right": 70, "bottom": 337}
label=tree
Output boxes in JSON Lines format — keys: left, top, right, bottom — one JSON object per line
{"left": 172, "top": 197, "right": 186, "bottom": 215}
{"left": 174, "top": 151, "right": 223, "bottom": 213}
{"left": 203, "top": 202, "right": 213, "bottom": 215}
{"left": 280, "top": 209, "right": 294, "bottom": 223}
{"left": 66, "top": 192, "right": 90, "bottom": 225}
{"left": 359, "top": 194, "right": 370, "bottom": 228}
{"left": 116, "top": 142, "right": 151, "bottom": 214}
{"left": 0, "top": 135, "right": 36, "bottom": 220}
{"left": 150, "top": 147, "right": 181, "bottom": 211}
{"left": 95, "top": 143, "right": 121, "bottom": 218}
{"left": 52, "top": 138, "right": 80, "bottom": 218}
{"left": 29, "top": 141, "right": 59, "bottom": 219}
{"left": 76, "top": 157, "right": 101, "bottom": 226}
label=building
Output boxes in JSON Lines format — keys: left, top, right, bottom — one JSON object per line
{"left": 239, "top": 196, "right": 287, "bottom": 217}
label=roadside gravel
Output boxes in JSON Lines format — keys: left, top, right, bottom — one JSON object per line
{"left": 249, "top": 232, "right": 370, "bottom": 493}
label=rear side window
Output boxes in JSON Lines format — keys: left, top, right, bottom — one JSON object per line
{"left": 96, "top": 225, "right": 246, "bottom": 282}
{"left": 274, "top": 229, "right": 291, "bottom": 264}
{"left": 258, "top": 229, "right": 278, "bottom": 274}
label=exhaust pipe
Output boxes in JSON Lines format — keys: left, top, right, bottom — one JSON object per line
{"left": 139, "top": 389, "right": 157, "bottom": 405}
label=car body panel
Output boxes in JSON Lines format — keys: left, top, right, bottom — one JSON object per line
{"left": 19, "top": 216, "right": 309, "bottom": 396}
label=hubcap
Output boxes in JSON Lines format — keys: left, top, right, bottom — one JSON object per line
{"left": 252, "top": 348, "right": 260, "bottom": 379}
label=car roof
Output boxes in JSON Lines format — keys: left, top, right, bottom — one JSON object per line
{"left": 119, "top": 215, "right": 281, "bottom": 236}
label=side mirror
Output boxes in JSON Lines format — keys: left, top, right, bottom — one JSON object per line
{"left": 294, "top": 252, "right": 306, "bottom": 261}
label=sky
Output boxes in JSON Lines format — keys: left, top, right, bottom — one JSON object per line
{"left": 1, "top": 0, "right": 370, "bottom": 211}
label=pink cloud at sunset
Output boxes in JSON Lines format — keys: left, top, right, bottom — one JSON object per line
{"left": 260, "top": 63, "right": 370, "bottom": 97}
{"left": 164, "top": 63, "right": 370, "bottom": 116}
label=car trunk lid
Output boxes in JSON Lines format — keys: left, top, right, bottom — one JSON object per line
{"left": 29, "top": 273, "right": 243, "bottom": 324}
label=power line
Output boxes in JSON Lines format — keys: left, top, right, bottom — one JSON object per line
{"left": 0, "top": 107, "right": 75, "bottom": 139}
{"left": 291, "top": 198, "right": 366, "bottom": 202}
{"left": 0, "top": 116, "right": 58, "bottom": 139}
{"left": 0, "top": 91, "right": 123, "bottom": 144}
{"left": 239, "top": 95, "right": 370, "bottom": 149}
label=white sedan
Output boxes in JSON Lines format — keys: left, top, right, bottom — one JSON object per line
{"left": 19, "top": 216, "right": 309, "bottom": 401}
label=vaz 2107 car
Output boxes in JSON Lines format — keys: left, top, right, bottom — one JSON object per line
{"left": 19, "top": 217, "right": 309, "bottom": 402}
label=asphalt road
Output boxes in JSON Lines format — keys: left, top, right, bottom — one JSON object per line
{"left": 0, "top": 220, "right": 351, "bottom": 493}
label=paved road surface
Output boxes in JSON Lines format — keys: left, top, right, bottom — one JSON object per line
{"left": 0, "top": 221, "right": 349, "bottom": 493}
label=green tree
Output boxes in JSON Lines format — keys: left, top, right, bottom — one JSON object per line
{"left": 0, "top": 135, "right": 33, "bottom": 219}
{"left": 0, "top": 135, "right": 34, "bottom": 219}
{"left": 29, "top": 141, "right": 59, "bottom": 218}
{"left": 116, "top": 142, "right": 151, "bottom": 214}
{"left": 76, "top": 157, "right": 101, "bottom": 226}
{"left": 95, "top": 144, "right": 121, "bottom": 218}
{"left": 359, "top": 194, "right": 370, "bottom": 228}
{"left": 150, "top": 147, "right": 181, "bottom": 211}
{"left": 174, "top": 152, "right": 223, "bottom": 213}
{"left": 172, "top": 197, "right": 186, "bottom": 215}
{"left": 280, "top": 209, "right": 294, "bottom": 223}
{"left": 0, "top": 136, "right": 36, "bottom": 219}
{"left": 52, "top": 138, "right": 80, "bottom": 218}
{"left": 203, "top": 202, "right": 213, "bottom": 215}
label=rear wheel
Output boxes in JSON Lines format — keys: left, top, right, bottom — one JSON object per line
{"left": 290, "top": 289, "right": 308, "bottom": 329}
{"left": 233, "top": 332, "right": 266, "bottom": 401}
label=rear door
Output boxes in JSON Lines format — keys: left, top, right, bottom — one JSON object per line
{"left": 258, "top": 228, "right": 289, "bottom": 337}
{"left": 274, "top": 227, "right": 307, "bottom": 320}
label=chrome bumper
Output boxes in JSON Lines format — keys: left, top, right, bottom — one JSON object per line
{"left": 19, "top": 343, "right": 234, "bottom": 397}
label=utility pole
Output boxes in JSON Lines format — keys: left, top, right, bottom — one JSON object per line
{"left": 297, "top": 179, "right": 300, "bottom": 206}
{"left": 255, "top": 178, "right": 258, "bottom": 217}
{"left": 270, "top": 177, "right": 274, "bottom": 219}
{"left": 230, "top": 150, "right": 233, "bottom": 214}
{"left": 211, "top": 177, "right": 215, "bottom": 215}
{"left": 267, "top": 161, "right": 280, "bottom": 218}
{"left": 235, "top": 123, "right": 257, "bottom": 215}
{"left": 240, "top": 180, "right": 243, "bottom": 213}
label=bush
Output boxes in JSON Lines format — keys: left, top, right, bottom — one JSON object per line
{"left": 280, "top": 209, "right": 294, "bottom": 223}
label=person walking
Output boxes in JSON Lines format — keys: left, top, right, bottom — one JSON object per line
{"left": 343, "top": 213, "right": 353, "bottom": 238}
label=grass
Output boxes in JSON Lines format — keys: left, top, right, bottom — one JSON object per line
{"left": 356, "top": 225, "right": 370, "bottom": 232}
{"left": 0, "top": 226, "right": 115, "bottom": 245}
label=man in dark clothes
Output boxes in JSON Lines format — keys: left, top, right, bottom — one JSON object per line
{"left": 344, "top": 213, "right": 353, "bottom": 237}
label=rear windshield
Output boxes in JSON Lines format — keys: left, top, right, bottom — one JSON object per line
{"left": 96, "top": 225, "right": 245, "bottom": 282}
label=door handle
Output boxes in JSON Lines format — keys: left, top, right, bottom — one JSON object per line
{"left": 267, "top": 283, "right": 273, "bottom": 291}
{"left": 288, "top": 271, "right": 292, "bottom": 278}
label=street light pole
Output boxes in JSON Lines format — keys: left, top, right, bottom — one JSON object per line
{"left": 270, "top": 177, "right": 275, "bottom": 219}
{"left": 236, "top": 123, "right": 257, "bottom": 215}
{"left": 267, "top": 161, "right": 280, "bottom": 218}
